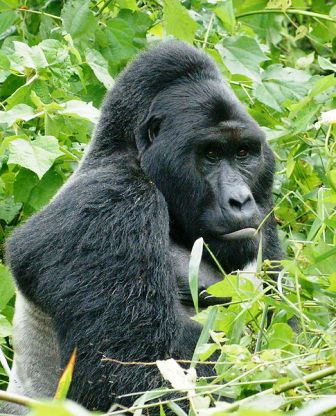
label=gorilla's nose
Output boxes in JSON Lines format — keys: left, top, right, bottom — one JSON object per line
{"left": 229, "top": 191, "right": 252, "bottom": 211}
{"left": 222, "top": 183, "right": 258, "bottom": 223}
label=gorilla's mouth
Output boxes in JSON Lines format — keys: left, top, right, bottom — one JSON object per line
{"left": 221, "top": 227, "right": 258, "bottom": 240}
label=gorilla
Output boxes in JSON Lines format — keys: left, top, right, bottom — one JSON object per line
{"left": 3, "top": 41, "right": 282, "bottom": 414}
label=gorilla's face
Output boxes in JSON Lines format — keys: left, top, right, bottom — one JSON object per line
{"left": 137, "top": 80, "right": 275, "bottom": 271}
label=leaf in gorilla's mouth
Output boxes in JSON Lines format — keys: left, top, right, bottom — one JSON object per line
{"left": 221, "top": 227, "right": 258, "bottom": 240}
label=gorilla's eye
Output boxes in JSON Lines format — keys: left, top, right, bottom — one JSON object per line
{"left": 236, "top": 147, "right": 249, "bottom": 159}
{"left": 148, "top": 119, "right": 161, "bottom": 143}
{"left": 204, "top": 145, "right": 223, "bottom": 163}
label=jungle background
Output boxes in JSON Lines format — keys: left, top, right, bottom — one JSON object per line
{"left": 0, "top": 0, "right": 336, "bottom": 415}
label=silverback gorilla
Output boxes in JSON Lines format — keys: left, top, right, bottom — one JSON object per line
{"left": 4, "top": 41, "right": 282, "bottom": 413}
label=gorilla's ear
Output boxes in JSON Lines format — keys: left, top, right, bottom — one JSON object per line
{"left": 148, "top": 117, "right": 161, "bottom": 143}
{"left": 136, "top": 115, "right": 162, "bottom": 155}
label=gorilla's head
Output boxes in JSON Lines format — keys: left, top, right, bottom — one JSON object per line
{"left": 91, "top": 41, "right": 278, "bottom": 272}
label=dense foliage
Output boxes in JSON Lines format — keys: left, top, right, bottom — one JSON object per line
{"left": 0, "top": 0, "right": 335, "bottom": 415}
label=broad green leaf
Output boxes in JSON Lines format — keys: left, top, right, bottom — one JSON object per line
{"left": 39, "top": 39, "right": 69, "bottom": 66}
{"left": 217, "top": 36, "right": 268, "bottom": 81}
{"left": 6, "top": 76, "right": 36, "bottom": 109}
{"left": 293, "top": 397, "right": 336, "bottom": 416}
{"left": 8, "top": 136, "right": 63, "bottom": 179}
{"left": 60, "top": 100, "right": 100, "bottom": 124}
{"left": 61, "top": 0, "right": 96, "bottom": 41}
{"left": 0, "top": 264, "right": 15, "bottom": 311}
{"left": 102, "top": 18, "right": 140, "bottom": 64}
{"left": 239, "top": 393, "right": 285, "bottom": 412}
{"left": 266, "top": 323, "right": 294, "bottom": 349}
{"left": 0, "top": 314, "right": 11, "bottom": 338}
{"left": 309, "top": 74, "right": 336, "bottom": 98}
{"left": 14, "top": 42, "right": 48, "bottom": 70}
{"left": 13, "top": 168, "right": 39, "bottom": 204}
{"left": 118, "top": 0, "right": 138, "bottom": 10}
{"left": 163, "top": 0, "right": 197, "bottom": 43}
{"left": 0, "top": 51, "right": 10, "bottom": 70}
{"left": 253, "top": 65, "right": 311, "bottom": 111}
{"left": 0, "top": 196, "right": 22, "bottom": 224}
{"left": 214, "top": 1, "right": 236, "bottom": 34}
{"left": 0, "top": 10, "right": 16, "bottom": 36}
{"left": 0, "top": 104, "right": 37, "bottom": 126}
{"left": 318, "top": 56, "right": 336, "bottom": 72}
{"left": 85, "top": 49, "right": 114, "bottom": 89}
{"left": 28, "top": 169, "right": 63, "bottom": 210}
{"left": 234, "top": 0, "right": 268, "bottom": 14}
{"left": 0, "top": 0, "right": 19, "bottom": 11}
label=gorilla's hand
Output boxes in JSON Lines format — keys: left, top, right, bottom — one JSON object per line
{"left": 170, "top": 243, "right": 230, "bottom": 316}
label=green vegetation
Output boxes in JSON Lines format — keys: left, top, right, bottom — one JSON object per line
{"left": 0, "top": 0, "right": 336, "bottom": 415}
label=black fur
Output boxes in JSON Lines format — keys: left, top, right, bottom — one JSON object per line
{"left": 6, "top": 41, "right": 282, "bottom": 411}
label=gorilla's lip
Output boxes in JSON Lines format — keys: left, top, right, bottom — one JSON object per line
{"left": 221, "top": 227, "right": 258, "bottom": 240}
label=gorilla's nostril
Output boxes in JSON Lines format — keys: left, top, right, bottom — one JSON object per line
{"left": 229, "top": 198, "right": 243, "bottom": 210}
{"left": 229, "top": 194, "right": 252, "bottom": 210}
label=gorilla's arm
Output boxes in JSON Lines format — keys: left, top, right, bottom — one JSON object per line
{"left": 6, "top": 160, "right": 194, "bottom": 411}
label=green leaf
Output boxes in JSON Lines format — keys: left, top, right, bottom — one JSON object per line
{"left": 293, "top": 397, "right": 336, "bottom": 416}
{"left": 0, "top": 196, "right": 22, "bottom": 224}
{"left": 54, "top": 349, "right": 77, "bottom": 400}
{"left": 13, "top": 168, "right": 39, "bottom": 204}
{"left": 267, "top": 323, "right": 294, "bottom": 349}
{"left": 85, "top": 49, "right": 114, "bottom": 89}
{"left": 60, "top": 100, "right": 100, "bottom": 124}
{"left": 0, "top": 264, "right": 15, "bottom": 311}
{"left": 0, "top": 104, "right": 37, "bottom": 126}
{"left": 253, "top": 65, "right": 311, "bottom": 111}
{"left": 39, "top": 39, "right": 69, "bottom": 66}
{"left": 8, "top": 136, "right": 63, "bottom": 179}
{"left": 61, "top": 0, "right": 96, "bottom": 41}
{"left": 214, "top": 1, "right": 236, "bottom": 34}
{"left": 216, "top": 36, "right": 268, "bottom": 81}
{"left": 14, "top": 41, "right": 49, "bottom": 70}
{"left": 28, "top": 169, "right": 63, "bottom": 210}
{"left": 5, "top": 76, "right": 36, "bottom": 110}
{"left": 163, "top": 0, "right": 197, "bottom": 43}
{"left": 102, "top": 18, "right": 139, "bottom": 64}
{"left": 0, "top": 10, "right": 16, "bottom": 36}
{"left": 0, "top": 314, "right": 11, "bottom": 338}
{"left": 0, "top": 51, "right": 10, "bottom": 70}
{"left": 0, "top": 1, "right": 19, "bottom": 12}
{"left": 318, "top": 56, "right": 336, "bottom": 72}
{"left": 29, "top": 400, "right": 92, "bottom": 416}
{"left": 192, "top": 306, "right": 217, "bottom": 366}
{"left": 188, "top": 237, "right": 203, "bottom": 314}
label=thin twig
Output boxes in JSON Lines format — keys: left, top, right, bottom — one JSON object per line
{"left": 222, "top": 366, "right": 336, "bottom": 413}
{"left": 236, "top": 8, "right": 335, "bottom": 23}
{"left": 18, "top": 7, "right": 62, "bottom": 21}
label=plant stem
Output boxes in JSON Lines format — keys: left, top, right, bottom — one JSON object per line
{"left": 203, "top": 13, "right": 215, "bottom": 49}
{"left": 222, "top": 366, "right": 336, "bottom": 413}
{"left": 0, "top": 391, "right": 38, "bottom": 408}
{"left": 236, "top": 9, "right": 335, "bottom": 23}
{"left": 254, "top": 303, "right": 268, "bottom": 353}
{"left": 18, "top": 7, "right": 62, "bottom": 21}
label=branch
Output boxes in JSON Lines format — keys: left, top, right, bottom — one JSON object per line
{"left": 222, "top": 365, "right": 336, "bottom": 413}
{"left": 236, "top": 9, "right": 335, "bottom": 23}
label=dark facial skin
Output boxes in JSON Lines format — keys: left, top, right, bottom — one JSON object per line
{"left": 137, "top": 80, "right": 274, "bottom": 273}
